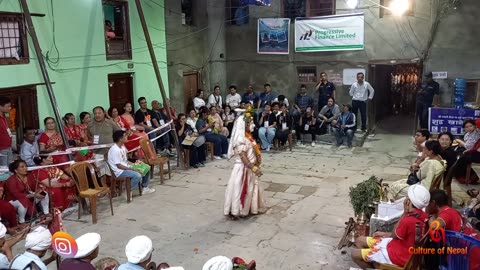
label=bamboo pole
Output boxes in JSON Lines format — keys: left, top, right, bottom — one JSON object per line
{"left": 133, "top": 0, "right": 184, "bottom": 169}
{"left": 18, "top": 0, "right": 72, "bottom": 161}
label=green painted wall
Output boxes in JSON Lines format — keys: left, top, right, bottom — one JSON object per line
{"left": 0, "top": 0, "right": 168, "bottom": 126}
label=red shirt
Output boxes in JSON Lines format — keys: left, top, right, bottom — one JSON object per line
{"left": 387, "top": 208, "right": 428, "bottom": 267}
{"left": 0, "top": 115, "right": 12, "bottom": 150}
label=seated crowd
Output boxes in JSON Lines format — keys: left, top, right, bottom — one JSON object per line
{"left": 191, "top": 82, "right": 358, "bottom": 152}
{"left": 0, "top": 81, "right": 361, "bottom": 238}
{"left": 350, "top": 119, "right": 480, "bottom": 269}
{"left": 0, "top": 223, "right": 253, "bottom": 270}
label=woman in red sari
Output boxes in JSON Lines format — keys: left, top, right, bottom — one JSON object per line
{"left": 38, "top": 117, "right": 69, "bottom": 167}
{"left": 32, "top": 156, "right": 76, "bottom": 210}
{"left": 63, "top": 113, "right": 93, "bottom": 161}
{"left": 119, "top": 102, "right": 148, "bottom": 158}
{"left": 108, "top": 107, "right": 126, "bottom": 130}
{"left": 4, "top": 160, "right": 50, "bottom": 223}
{"left": 78, "top": 111, "right": 92, "bottom": 140}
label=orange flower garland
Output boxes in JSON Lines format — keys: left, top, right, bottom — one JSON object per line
{"left": 245, "top": 131, "right": 261, "bottom": 166}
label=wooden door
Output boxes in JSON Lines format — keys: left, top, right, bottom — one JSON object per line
{"left": 183, "top": 72, "right": 199, "bottom": 112}
{"left": 108, "top": 73, "right": 134, "bottom": 112}
{"left": 0, "top": 85, "right": 39, "bottom": 150}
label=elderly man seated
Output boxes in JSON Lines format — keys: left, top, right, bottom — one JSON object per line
{"left": 331, "top": 104, "right": 356, "bottom": 148}
{"left": 351, "top": 185, "right": 430, "bottom": 269}
{"left": 202, "top": 256, "right": 233, "bottom": 270}
{"left": 9, "top": 226, "right": 56, "bottom": 270}
{"left": 0, "top": 223, "right": 29, "bottom": 268}
{"left": 59, "top": 232, "right": 101, "bottom": 270}
{"left": 118, "top": 235, "right": 154, "bottom": 270}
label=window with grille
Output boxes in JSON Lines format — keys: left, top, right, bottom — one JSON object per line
{"left": 283, "top": 0, "right": 335, "bottom": 21}
{"left": 380, "top": 0, "right": 415, "bottom": 18}
{"left": 0, "top": 12, "right": 29, "bottom": 65}
{"left": 103, "top": 0, "right": 132, "bottom": 60}
{"left": 226, "top": 0, "right": 249, "bottom": 25}
{"left": 297, "top": 66, "right": 317, "bottom": 83}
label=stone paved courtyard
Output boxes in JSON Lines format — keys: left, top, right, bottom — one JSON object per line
{"left": 47, "top": 133, "right": 469, "bottom": 269}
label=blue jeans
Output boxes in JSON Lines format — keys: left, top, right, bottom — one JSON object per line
{"left": 119, "top": 169, "right": 150, "bottom": 190}
{"left": 204, "top": 133, "right": 228, "bottom": 156}
{"left": 258, "top": 127, "right": 276, "bottom": 148}
{"left": 333, "top": 128, "right": 354, "bottom": 147}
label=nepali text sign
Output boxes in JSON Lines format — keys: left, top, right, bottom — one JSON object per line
{"left": 429, "top": 107, "right": 480, "bottom": 135}
{"left": 294, "top": 13, "right": 365, "bottom": 52}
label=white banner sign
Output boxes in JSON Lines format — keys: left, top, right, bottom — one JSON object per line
{"left": 295, "top": 13, "right": 365, "bottom": 52}
{"left": 432, "top": 71, "right": 448, "bottom": 79}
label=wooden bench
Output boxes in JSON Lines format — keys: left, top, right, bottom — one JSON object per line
{"left": 205, "top": 142, "right": 214, "bottom": 161}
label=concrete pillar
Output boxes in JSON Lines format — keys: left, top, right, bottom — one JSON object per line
{"left": 206, "top": 0, "right": 227, "bottom": 95}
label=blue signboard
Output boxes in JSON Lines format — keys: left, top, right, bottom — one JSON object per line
{"left": 248, "top": 0, "right": 271, "bottom": 5}
{"left": 429, "top": 107, "right": 480, "bottom": 135}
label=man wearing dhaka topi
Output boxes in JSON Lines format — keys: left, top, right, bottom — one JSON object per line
{"left": 224, "top": 105, "right": 267, "bottom": 219}
{"left": 351, "top": 185, "right": 429, "bottom": 269}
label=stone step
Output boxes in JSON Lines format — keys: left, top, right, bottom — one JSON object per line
{"left": 297, "top": 132, "right": 368, "bottom": 147}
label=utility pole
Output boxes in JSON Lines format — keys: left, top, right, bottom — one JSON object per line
{"left": 134, "top": 0, "right": 184, "bottom": 169}
{"left": 19, "top": 0, "right": 72, "bottom": 160}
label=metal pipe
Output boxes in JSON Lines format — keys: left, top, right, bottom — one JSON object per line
{"left": 18, "top": 0, "right": 72, "bottom": 161}
{"left": 134, "top": 0, "right": 184, "bottom": 169}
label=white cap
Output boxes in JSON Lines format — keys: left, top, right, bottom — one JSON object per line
{"left": 25, "top": 226, "right": 52, "bottom": 251}
{"left": 74, "top": 233, "right": 101, "bottom": 258}
{"left": 408, "top": 185, "right": 430, "bottom": 209}
{"left": 125, "top": 235, "right": 153, "bottom": 264}
{"left": 202, "top": 256, "right": 233, "bottom": 270}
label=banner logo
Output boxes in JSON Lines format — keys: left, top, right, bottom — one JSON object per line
{"left": 299, "top": 30, "right": 313, "bottom": 40}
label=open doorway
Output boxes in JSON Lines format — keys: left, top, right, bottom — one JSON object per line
{"left": 108, "top": 73, "right": 134, "bottom": 112}
{"left": 0, "top": 85, "right": 39, "bottom": 151}
{"left": 183, "top": 71, "right": 199, "bottom": 113}
{"left": 370, "top": 62, "right": 422, "bottom": 135}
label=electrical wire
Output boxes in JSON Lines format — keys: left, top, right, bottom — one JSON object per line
{"left": 45, "top": 0, "right": 60, "bottom": 66}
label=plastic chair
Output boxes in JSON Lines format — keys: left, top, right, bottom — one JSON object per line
{"left": 104, "top": 153, "right": 142, "bottom": 203}
{"left": 70, "top": 162, "right": 114, "bottom": 224}
{"left": 139, "top": 138, "right": 171, "bottom": 184}
{"left": 440, "top": 230, "right": 480, "bottom": 270}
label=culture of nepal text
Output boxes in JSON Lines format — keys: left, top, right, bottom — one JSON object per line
{"left": 409, "top": 246, "right": 468, "bottom": 255}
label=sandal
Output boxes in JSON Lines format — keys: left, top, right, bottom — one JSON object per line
{"left": 467, "top": 189, "right": 479, "bottom": 198}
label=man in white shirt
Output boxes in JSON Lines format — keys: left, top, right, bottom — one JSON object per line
{"left": 20, "top": 128, "right": 40, "bottom": 166}
{"left": 349, "top": 72, "right": 374, "bottom": 132}
{"left": 0, "top": 223, "right": 29, "bottom": 268}
{"left": 9, "top": 226, "right": 56, "bottom": 270}
{"left": 107, "top": 130, "right": 155, "bottom": 194}
{"left": 207, "top": 86, "right": 223, "bottom": 109}
{"left": 225, "top": 85, "right": 242, "bottom": 109}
